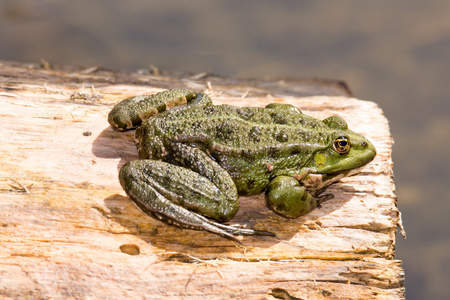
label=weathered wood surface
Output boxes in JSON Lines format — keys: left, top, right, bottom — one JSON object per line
{"left": 0, "top": 61, "right": 404, "bottom": 299}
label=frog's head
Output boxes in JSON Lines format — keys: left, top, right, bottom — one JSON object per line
{"left": 306, "top": 116, "right": 376, "bottom": 175}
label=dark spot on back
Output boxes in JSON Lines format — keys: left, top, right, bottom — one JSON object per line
{"left": 268, "top": 146, "right": 280, "bottom": 158}
{"left": 215, "top": 121, "right": 236, "bottom": 140}
{"left": 270, "top": 112, "right": 288, "bottom": 124}
{"left": 240, "top": 149, "right": 254, "bottom": 161}
{"left": 248, "top": 126, "right": 261, "bottom": 142}
{"left": 275, "top": 131, "right": 289, "bottom": 142}
{"left": 237, "top": 108, "right": 255, "bottom": 120}
{"left": 203, "top": 106, "right": 218, "bottom": 115}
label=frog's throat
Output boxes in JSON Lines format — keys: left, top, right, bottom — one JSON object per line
{"left": 292, "top": 168, "right": 313, "bottom": 181}
{"left": 300, "top": 167, "right": 363, "bottom": 191}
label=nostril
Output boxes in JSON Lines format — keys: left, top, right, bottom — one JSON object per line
{"left": 361, "top": 141, "right": 367, "bottom": 146}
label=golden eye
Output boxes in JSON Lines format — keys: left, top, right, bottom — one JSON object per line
{"left": 333, "top": 136, "right": 350, "bottom": 154}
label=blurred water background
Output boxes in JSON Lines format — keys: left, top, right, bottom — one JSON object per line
{"left": 1, "top": 1, "right": 449, "bottom": 299}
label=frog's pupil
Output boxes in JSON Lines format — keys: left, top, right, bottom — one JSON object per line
{"left": 339, "top": 140, "right": 347, "bottom": 147}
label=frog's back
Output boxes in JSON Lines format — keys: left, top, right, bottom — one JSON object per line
{"left": 151, "top": 104, "right": 333, "bottom": 151}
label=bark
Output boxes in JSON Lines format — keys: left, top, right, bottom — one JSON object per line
{"left": 0, "top": 61, "right": 404, "bottom": 299}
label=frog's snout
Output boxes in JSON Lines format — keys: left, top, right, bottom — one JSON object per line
{"left": 359, "top": 138, "right": 377, "bottom": 165}
{"left": 345, "top": 139, "right": 376, "bottom": 172}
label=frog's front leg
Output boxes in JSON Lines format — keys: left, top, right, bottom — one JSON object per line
{"left": 108, "top": 89, "right": 211, "bottom": 130}
{"left": 265, "top": 176, "right": 320, "bottom": 218}
{"left": 119, "top": 146, "right": 274, "bottom": 243}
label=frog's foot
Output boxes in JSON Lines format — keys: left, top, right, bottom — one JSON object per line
{"left": 209, "top": 222, "right": 276, "bottom": 239}
{"left": 108, "top": 89, "right": 211, "bottom": 130}
{"left": 308, "top": 186, "right": 334, "bottom": 209}
{"left": 314, "top": 193, "right": 334, "bottom": 209}
{"left": 152, "top": 211, "right": 275, "bottom": 243}
{"left": 119, "top": 159, "right": 274, "bottom": 244}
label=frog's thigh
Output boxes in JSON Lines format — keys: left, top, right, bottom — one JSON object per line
{"left": 119, "top": 160, "right": 238, "bottom": 222}
{"left": 266, "top": 175, "right": 317, "bottom": 218}
{"left": 168, "top": 142, "right": 239, "bottom": 211}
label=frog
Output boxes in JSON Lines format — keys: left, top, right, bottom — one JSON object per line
{"left": 108, "top": 89, "right": 376, "bottom": 243}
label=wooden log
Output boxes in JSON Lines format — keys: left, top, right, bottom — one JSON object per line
{"left": 0, "top": 60, "right": 404, "bottom": 299}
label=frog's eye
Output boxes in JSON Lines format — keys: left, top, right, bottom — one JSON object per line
{"left": 333, "top": 136, "right": 350, "bottom": 154}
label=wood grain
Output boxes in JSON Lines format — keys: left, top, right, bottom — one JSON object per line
{"left": 0, "top": 61, "right": 404, "bottom": 299}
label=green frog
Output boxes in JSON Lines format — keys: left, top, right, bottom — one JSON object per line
{"left": 108, "top": 89, "right": 376, "bottom": 242}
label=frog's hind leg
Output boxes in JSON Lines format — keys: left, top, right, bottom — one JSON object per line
{"left": 119, "top": 159, "right": 274, "bottom": 243}
{"left": 149, "top": 211, "right": 272, "bottom": 244}
{"left": 108, "top": 89, "right": 212, "bottom": 130}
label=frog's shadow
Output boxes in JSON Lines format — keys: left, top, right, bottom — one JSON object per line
{"left": 93, "top": 126, "right": 353, "bottom": 253}
{"left": 92, "top": 126, "right": 138, "bottom": 170}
